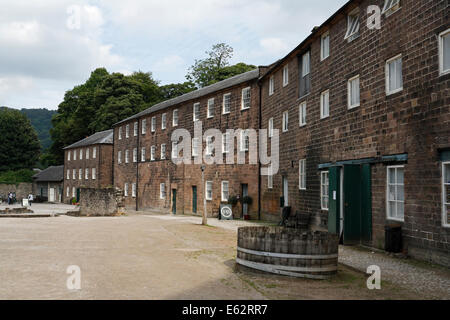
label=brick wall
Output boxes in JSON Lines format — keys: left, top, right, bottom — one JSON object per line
{"left": 114, "top": 78, "right": 261, "bottom": 218}
{"left": 63, "top": 144, "right": 113, "bottom": 203}
{"left": 259, "top": 0, "right": 450, "bottom": 265}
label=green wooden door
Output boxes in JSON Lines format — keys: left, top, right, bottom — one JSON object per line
{"left": 361, "top": 164, "right": 372, "bottom": 242}
{"left": 172, "top": 189, "right": 177, "bottom": 214}
{"left": 192, "top": 186, "right": 197, "bottom": 214}
{"left": 343, "top": 165, "right": 361, "bottom": 244}
{"left": 76, "top": 188, "right": 80, "bottom": 203}
{"left": 328, "top": 167, "right": 341, "bottom": 234}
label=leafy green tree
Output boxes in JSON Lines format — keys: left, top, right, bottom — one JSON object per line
{"left": 0, "top": 108, "right": 40, "bottom": 171}
{"left": 159, "top": 82, "right": 197, "bottom": 100}
{"left": 186, "top": 43, "right": 256, "bottom": 87}
{"left": 20, "top": 108, "right": 56, "bottom": 151}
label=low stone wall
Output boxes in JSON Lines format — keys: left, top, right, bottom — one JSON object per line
{"left": 79, "top": 187, "right": 124, "bottom": 216}
{"left": 236, "top": 227, "right": 339, "bottom": 279}
{"left": 0, "top": 183, "right": 32, "bottom": 202}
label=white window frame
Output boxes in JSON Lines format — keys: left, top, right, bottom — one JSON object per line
{"left": 386, "top": 165, "right": 405, "bottom": 222}
{"left": 173, "top": 109, "right": 179, "bottom": 127}
{"left": 118, "top": 151, "right": 122, "bottom": 164}
{"left": 223, "top": 93, "right": 231, "bottom": 114}
{"left": 382, "top": 0, "right": 401, "bottom": 16}
{"left": 142, "top": 119, "right": 147, "bottom": 134}
{"left": 439, "top": 28, "right": 450, "bottom": 76}
{"left": 321, "top": 32, "right": 330, "bottom": 61}
{"left": 151, "top": 117, "right": 156, "bottom": 132}
{"left": 268, "top": 118, "right": 274, "bottom": 138}
{"left": 299, "top": 102, "right": 307, "bottom": 127}
{"left": 283, "top": 65, "right": 289, "bottom": 87}
{"left": 320, "top": 90, "right": 330, "bottom": 119}
{"left": 134, "top": 122, "right": 138, "bottom": 136}
{"left": 72, "top": 187, "right": 76, "bottom": 198}
{"left": 241, "top": 87, "right": 251, "bottom": 110}
{"left": 344, "top": 10, "right": 360, "bottom": 40}
{"left": 86, "top": 148, "right": 89, "bottom": 160}
{"left": 282, "top": 111, "right": 289, "bottom": 132}
{"left": 442, "top": 162, "right": 450, "bottom": 227}
{"left": 193, "top": 103, "right": 200, "bottom": 122}
{"left": 268, "top": 164, "right": 273, "bottom": 189}
{"left": 151, "top": 146, "right": 156, "bottom": 161}
{"left": 93, "top": 147, "right": 97, "bottom": 159}
{"left": 240, "top": 130, "right": 249, "bottom": 152}
{"left": 67, "top": 151, "right": 71, "bottom": 161}
{"left": 207, "top": 98, "right": 214, "bottom": 118}
{"left": 172, "top": 142, "right": 178, "bottom": 159}
{"left": 321, "top": 171, "right": 329, "bottom": 211}
{"left": 92, "top": 168, "right": 96, "bottom": 180}
{"left": 73, "top": 150, "right": 77, "bottom": 161}
{"left": 222, "top": 133, "right": 230, "bottom": 154}
{"left": 141, "top": 147, "right": 146, "bottom": 162}
{"left": 221, "top": 181, "right": 229, "bottom": 202}
{"left": 161, "top": 144, "right": 166, "bottom": 160}
{"left": 125, "top": 150, "right": 129, "bottom": 163}
{"left": 385, "top": 54, "right": 403, "bottom": 95}
{"left": 73, "top": 169, "right": 76, "bottom": 180}
{"left": 67, "top": 170, "right": 70, "bottom": 180}
{"left": 126, "top": 124, "right": 130, "bottom": 138}
{"left": 85, "top": 168, "right": 89, "bottom": 180}
{"left": 124, "top": 183, "right": 129, "bottom": 197}
{"left": 347, "top": 75, "right": 360, "bottom": 109}
{"left": 206, "top": 181, "right": 213, "bottom": 201}
{"left": 118, "top": 127, "right": 122, "bottom": 140}
{"left": 66, "top": 187, "right": 69, "bottom": 197}
{"left": 192, "top": 138, "right": 200, "bottom": 157}
{"left": 302, "top": 52, "right": 310, "bottom": 77}
{"left": 161, "top": 113, "right": 167, "bottom": 130}
{"left": 79, "top": 149, "right": 83, "bottom": 160}
{"left": 160, "top": 183, "right": 166, "bottom": 199}
{"left": 132, "top": 183, "right": 136, "bottom": 198}
{"left": 269, "top": 76, "right": 274, "bottom": 96}
{"left": 79, "top": 169, "right": 82, "bottom": 180}
{"left": 206, "top": 136, "right": 214, "bottom": 156}
{"left": 299, "top": 159, "right": 306, "bottom": 190}
{"left": 133, "top": 148, "right": 137, "bottom": 163}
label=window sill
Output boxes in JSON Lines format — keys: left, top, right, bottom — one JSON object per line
{"left": 299, "top": 124, "right": 307, "bottom": 128}
{"left": 321, "top": 55, "right": 329, "bottom": 62}
{"left": 222, "top": 111, "right": 230, "bottom": 115}
{"left": 320, "top": 116, "right": 329, "bottom": 120}
{"left": 345, "top": 32, "right": 360, "bottom": 43}
{"left": 348, "top": 104, "right": 360, "bottom": 110}
{"left": 241, "top": 107, "right": 250, "bottom": 112}
{"left": 386, "top": 217, "right": 404, "bottom": 223}
{"left": 386, "top": 88, "right": 403, "bottom": 96}
{"left": 383, "top": 6, "right": 401, "bottom": 18}
{"left": 297, "top": 93, "right": 310, "bottom": 101}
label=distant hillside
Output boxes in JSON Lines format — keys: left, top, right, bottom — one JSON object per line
{"left": 20, "top": 108, "right": 56, "bottom": 151}
{"left": 0, "top": 107, "right": 56, "bottom": 151}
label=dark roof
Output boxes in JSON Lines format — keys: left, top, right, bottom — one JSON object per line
{"left": 64, "top": 129, "right": 113, "bottom": 150}
{"left": 259, "top": 0, "right": 354, "bottom": 80}
{"left": 115, "top": 68, "right": 261, "bottom": 126}
{"left": 33, "top": 165, "right": 64, "bottom": 182}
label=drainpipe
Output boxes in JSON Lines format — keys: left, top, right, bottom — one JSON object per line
{"left": 257, "top": 78, "right": 262, "bottom": 221}
{"left": 136, "top": 121, "right": 140, "bottom": 212}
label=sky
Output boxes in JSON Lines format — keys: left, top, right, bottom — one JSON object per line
{"left": 0, "top": 0, "right": 348, "bottom": 110}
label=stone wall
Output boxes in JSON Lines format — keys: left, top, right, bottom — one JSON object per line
{"left": 79, "top": 187, "right": 124, "bottom": 216}
{"left": 0, "top": 183, "right": 32, "bottom": 202}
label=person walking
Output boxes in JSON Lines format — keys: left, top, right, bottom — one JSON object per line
{"left": 28, "top": 193, "right": 33, "bottom": 206}
{"left": 7, "top": 192, "right": 12, "bottom": 205}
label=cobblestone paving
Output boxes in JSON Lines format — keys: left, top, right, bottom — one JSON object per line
{"left": 338, "top": 246, "right": 450, "bottom": 299}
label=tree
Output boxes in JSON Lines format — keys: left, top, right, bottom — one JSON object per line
{"left": 0, "top": 108, "right": 41, "bottom": 171}
{"left": 186, "top": 43, "right": 256, "bottom": 87}
{"left": 159, "top": 82, "right": 196, "bottom": 100}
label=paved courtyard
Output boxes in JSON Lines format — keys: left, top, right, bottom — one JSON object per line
{"left": 0, "top": 213, "right": 447, "bottom": 300}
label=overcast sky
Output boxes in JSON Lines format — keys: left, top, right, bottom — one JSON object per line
{"left": 0, "top": 0, "right": 348, "bottom": 110}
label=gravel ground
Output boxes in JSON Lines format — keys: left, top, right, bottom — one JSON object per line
{"left": 338, "top": 246, "right": 450, "bottom": 299}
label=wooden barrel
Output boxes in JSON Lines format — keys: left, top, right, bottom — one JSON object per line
{"left": 236, "top": 227, "right": 339, "bottom": 280}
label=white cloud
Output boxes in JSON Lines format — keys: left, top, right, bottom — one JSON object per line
{"left": 259, "top": 38, "right": 290, "bottom": 57}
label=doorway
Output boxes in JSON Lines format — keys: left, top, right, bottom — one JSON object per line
{"left": 328, "top": 164, "right": 372, "bottom": 245}
{"left": 172, "top": 189, "right": 177, "bottom": 214}
{"left": 241, "top": 184, "right": 248, "bottom": 217}
{"left": 192, "top": 186, "right": 197, "bottom": 214}
{"left": 282, "top": 176, "right": 289, "bottom": 206}
{"left": 49, "top": 188, "right": 55, "bottom": 202}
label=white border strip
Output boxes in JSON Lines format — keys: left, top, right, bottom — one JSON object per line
{"left": 237, "top": 246, "right": 338, "bottom": 260}
{"left": 236, "top": 258, "right": 336, "bottom": 280}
